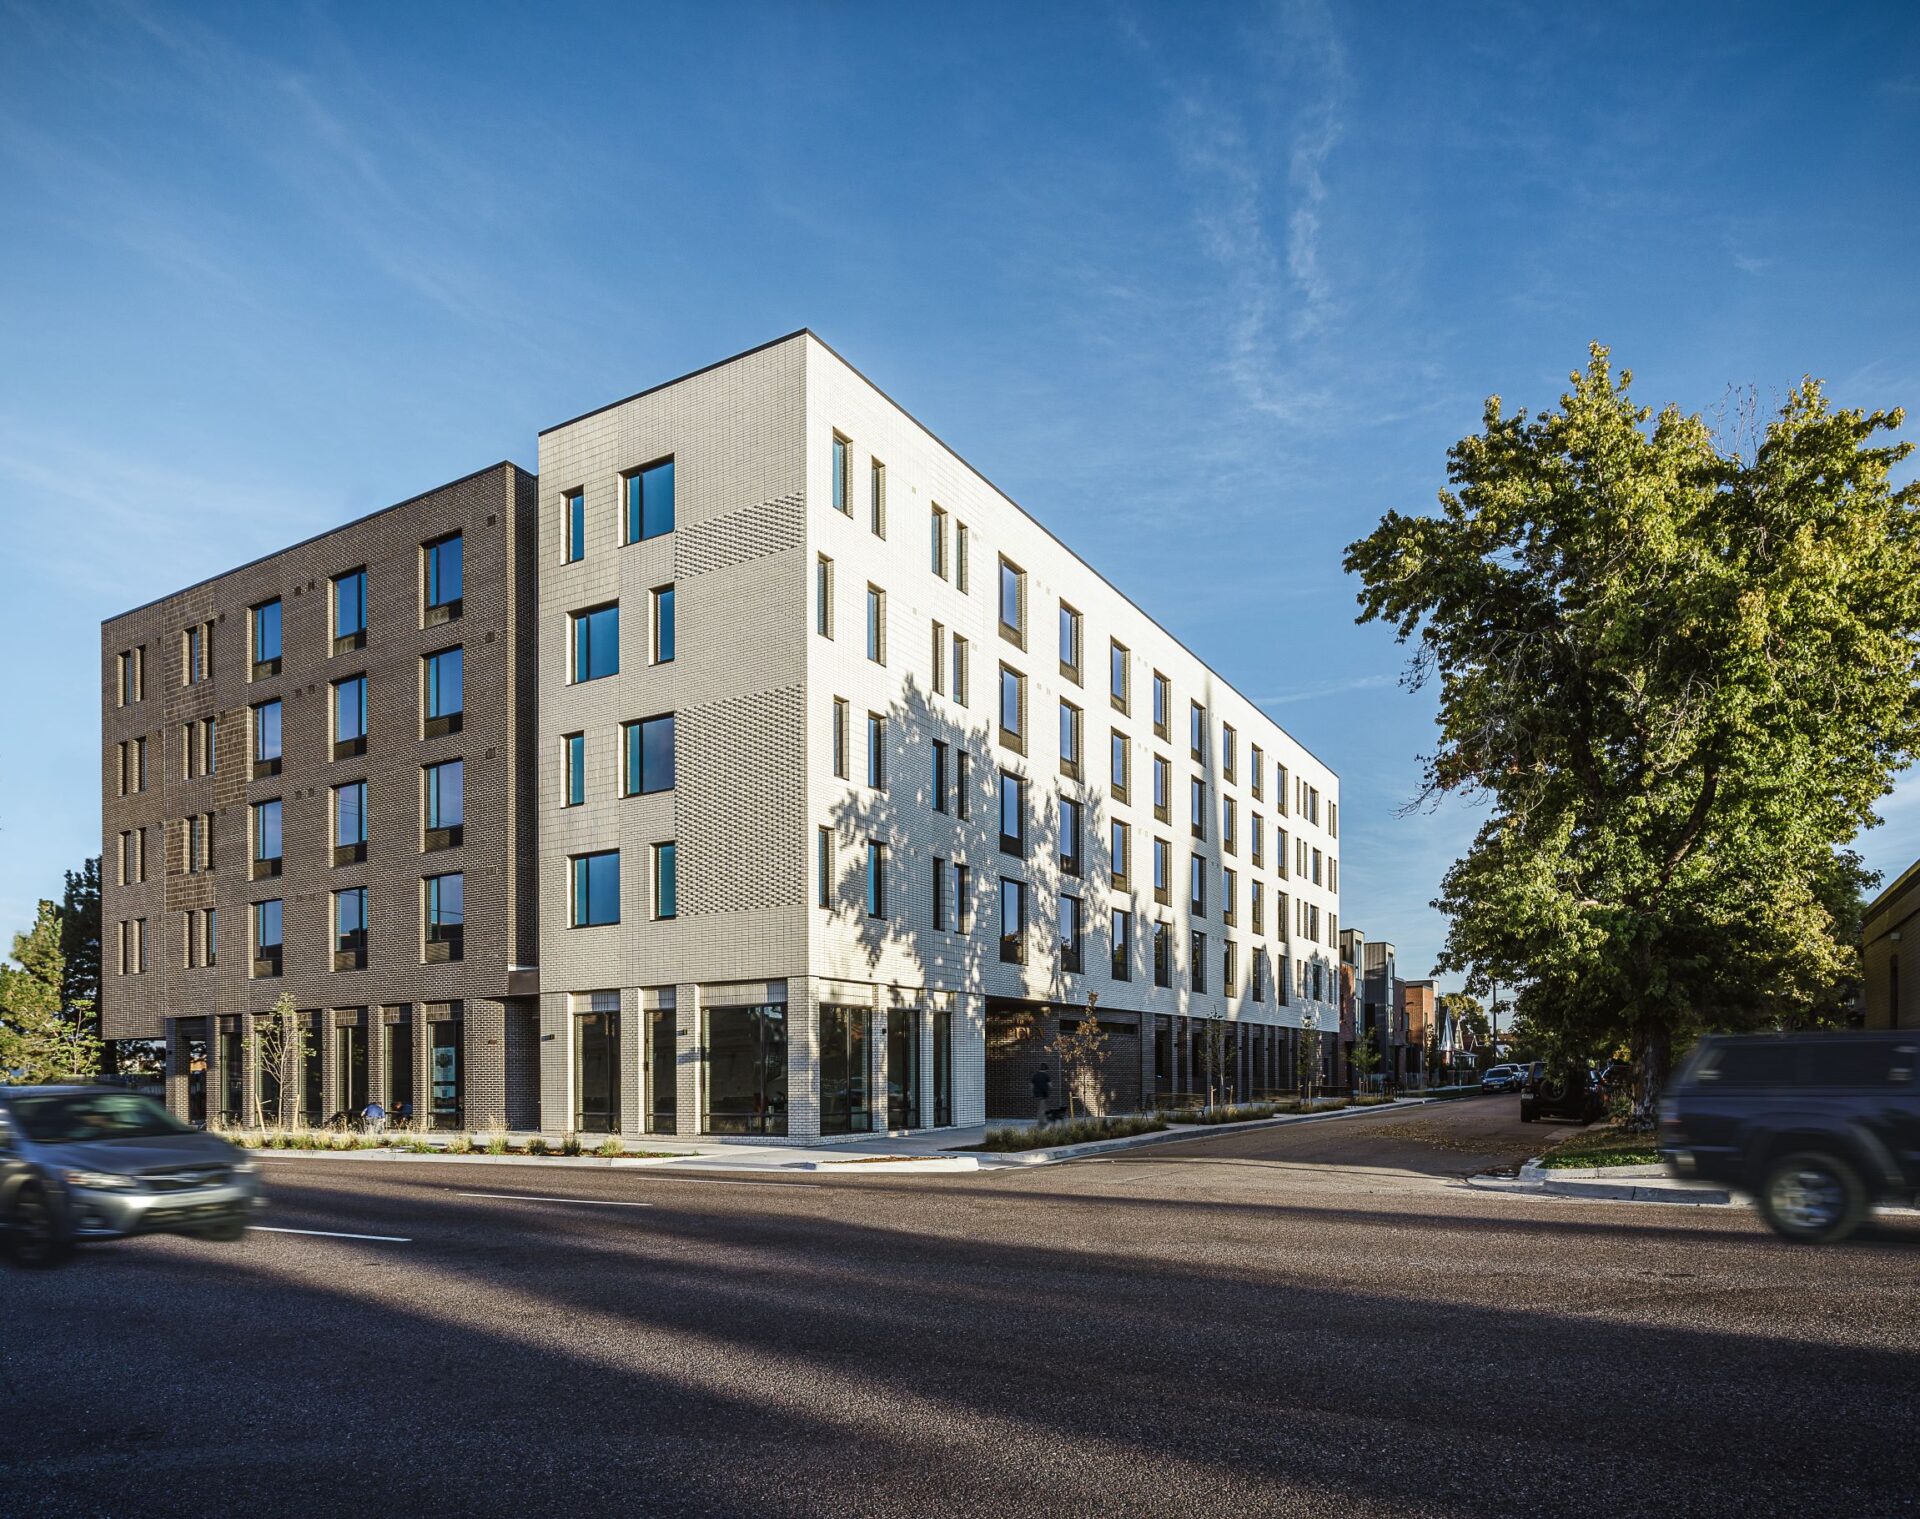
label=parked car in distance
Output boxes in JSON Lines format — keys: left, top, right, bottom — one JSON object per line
{"left": 0, "top": 1086, "right": 263, "bottom": 1268}
{"left": 1520, "top": 1062, "right": 1606, "bottom": 1125}
{"left": 1480, "top": 1065, "right": 1524, "bottom": 1093}
{"left": 1659, "top": 1032, "right": 1919, "bottom": 1244}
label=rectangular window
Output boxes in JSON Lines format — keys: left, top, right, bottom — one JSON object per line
{"left": 1252, "top": 813, "right": 1264, "bottom": 867}
{"left": 999, "top": 770, "right": 1025, "bottom": 855}
{"left": 956, "top": 521, "right": 970, "bottom": 591}
{"left": 334, "top": 783, "right": 366, "bottom": 868}
{"left": 1059, "top": 796, "right": 1083, "bottom": 877}
{"left": 815, "top": 554, "right": 834, "bottom": 637}
{"left": 1328, "top": 800, "right": 1338, "bottom": 839}
{"left": 333, "top": 674, "right": 369, "bottom": 758}
{"left": 623, "top": 714, "right": 675, "bottom": 796}
{"left": 932, "top": 856, "right": 948, "bottom": 930}
{"left": 932, "top": 740, "right": 949, "bottom": 814}
{"left": 865, "top": 585, "right": 886, "bottom": 664}
{"left": 1111, "top": 819, "right": 1131, "bottom": 887}
{"left": 1059, "top": 604, "right": 1082, "bottom": 682}
{"left": 652, "top": 842, "right": 678, "bottom": 920}
{"left": 998, "top": 557, "right": 1025, "bottom": 646}
{"left": 869, "top": 458, "right": 886, "bottom": 537}
{"left": 251, "top": 600, "right": 282, "bottom": 678}
{"left": 867, "top": 713, "right": 887, "bottom": 790}
{"left": 1152, "top": 672, "right": 1170, "bottom": 738}
{"left": 563, "top": 733, "right": 586, "bottom": 807}
{"left": 426, "top": 871, "right": 466, "bottom": 958}
{"left": 571, "top": 603, "right": 619, "bottom": 682}
{"left": 1109, "top": 640, "right": 1129, "bottom": 713}
{"left": 832, "top": 698, "right": 849, "bottom": 779}
{"left": 424, "top": 647, "right": 463, "bottom": 736}
{"left": 626, "top": 457, "right": 675, "bottom": 541}
{"left": 424, "top": 760, "right": 463, "bottom": 849}
{"left": 564, "top": 488, "right": 585, "bottom": 563}
{"left": 649, "top": 585, "right": 676, "bottom": 664}
{"left": 1223, "top": 940, "right": 1237, "bottom": 997}
{"left": 831, "top": 433, "right": 851, "bottom": 514}
{"left": 999, "top": 665, "right": 1025, "bottom": 750}
{"left": 1222, "top": 723, "right": 1237, "bottom": 782}
{"left": 817, "top": 826, "right": 833, "bottom": 908}
{"left": 1279, "top": 826, "right": 1290, "bottom": 878}
{"left": 202, "top": 716, "right": 217, "bottom": 775}
{"left": 333, "top": 568, "right": 367, "bottom": 652}
{"left": 1153, "top": 837, "right": 1170, "bottom": 905}
{"left": 1060, "top": 894, "right": 1084, "bottom": 973}
{"left": 999, "top": 877, "right": 1027, "bottom": 963}
{"left": 251, "top": 799, "right": 283, "bottom": 878}
{"left": 1251, "top": 744, "right": 1264, "bottom": 799}
{"left": 569, "top": 853, "right": 619, "bottom": 928}
{"left": 252, "top": 898, "right": 283, "bottom": 979}
{"left": 1278, "top": 764, "right": 1290, "bottom": 815}
{"left": 932, "top": 621, "right": 947, "bottom": 695}
{"left": 1153, "top": 921, "right": 1172, "bottom": 987}
{"left": 333, "top": 887, "right": 368, "bottom": 971}
{"left": 119, "top": 647, "right": 143, "bottom": 704}
{"left": 866, "top": 841, "right": 887, "bottom": 918}
{"left": 1223, "top": 867, "right": 1238, "bottom": 925}
{"left": 702, "top": 1003, "right": 787, "bottom": 1138}
{"left": 956, "top": 751, "right": 972, "bottom": 821}
{"left": 205, "top": 906, "right": 216, "bottom": 968}
{"left": 952, "top": 635, "right": 970, "bottom": 706}
{"left": 1190, "top": 855, "right": 1207, "bottom": 917}
{"left": 183, "top": 624, "right": 205, "bottom": 685}
{"left": 1111, "top": 909, "right": 1133, "bottom": 981}
{"left": 955, "top": 863, "right": 973, "bottom": 932}
{"left": 1312, "top": 847, "right": 1324, "bottom": 887}
{"left": 1252, "top": 880, "right": 1265, "bottom": 935}
{"left": 1060, "top": 700, "right": 1082, "bottom": 777}
{"left": 1192, "top": 931, "right": 1208, "bottom": 993}
{"left": 424, "top": 533, "right": 463, "bottom": 621}
{"left": 1223, "top": 797, "right": 1237, "bottom": 854}
{"left": 931, "top": 504, "right": 948, "bottom": 577}
{"left": 253, "top": 702, "right": 282, "bottom": 771}
{"left": 1191, "top": 777, "right": 1206, "bottom": 838}
{"left": 1153, "top": 755, "right": 1170, "bottom": 822}
{"left": 1190, "top": 701, "right": 1205, "bottom": 760}
{"left": 1110, "top": 730, "right": 1129, "bottom": 802}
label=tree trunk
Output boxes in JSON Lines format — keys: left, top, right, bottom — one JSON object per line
{"left": 1629, "top": 1016, "right": 1670, "bottom": 1131}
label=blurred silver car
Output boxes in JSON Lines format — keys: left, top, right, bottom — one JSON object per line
{"left": 0, "top": 1086, "right": 263, "bottom": 1267}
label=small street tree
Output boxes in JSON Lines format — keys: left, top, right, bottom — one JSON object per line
{"left": 1347, "top": 348, "right": 1920, "bottom": 1121}
{"left": 1350, "top": 1028, "right": 1382, "bottom": 1092}
{"left": 247, "top": 993, "right": 308, "bottom": 1129}
{"left": 1047, "top": 993, "right": 1107, "bottom": 1121}
{"left": 1297, "top": 1023, "right": 1325, "bottom": 1104}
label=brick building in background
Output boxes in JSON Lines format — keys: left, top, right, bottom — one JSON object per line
{"left": 101, "top": 333, "right": 1343, "bottom": 1139}
{"left": 1864, "top": 857, "right": 1919, "bottom": 1030}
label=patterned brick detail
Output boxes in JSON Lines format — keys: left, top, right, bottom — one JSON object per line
{"left": 674, "top": 491, "right": 804, "bottom": 580}
{"left": 680, "top": 684, "right": 806, "bottom": 916}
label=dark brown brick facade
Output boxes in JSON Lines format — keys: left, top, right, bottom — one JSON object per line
{"left": 101, "top": 463, "right": 540, "bottom": 1127}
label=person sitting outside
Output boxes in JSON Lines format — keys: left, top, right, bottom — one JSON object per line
{"left": 361, "top": 1098, "right": 387, "bottom": 1135}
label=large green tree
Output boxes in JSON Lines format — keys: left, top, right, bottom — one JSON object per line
{"left": 1347, "top": 348, "right": 1920, "bottom": 1118}
{"left": 1, "top": 895, "right": 102, "bottom": 1082}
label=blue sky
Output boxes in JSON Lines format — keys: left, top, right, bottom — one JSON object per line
{"left": 2, "top": 0, "right": 1917, "bottom": 983}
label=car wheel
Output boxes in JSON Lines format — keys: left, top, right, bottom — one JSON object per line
{"left": 2, "top": 1181, "right": 75, "bottom": 1269}
{"left": 1758, "top": 1151, "right": 1867, "bottom": 1245}
{"left": 196, "top": 1217, "right": 249, "bottom": 1243}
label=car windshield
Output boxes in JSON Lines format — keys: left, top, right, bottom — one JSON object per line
{"left": 9, "top": 1091, "right": 193, "bottom": 1145}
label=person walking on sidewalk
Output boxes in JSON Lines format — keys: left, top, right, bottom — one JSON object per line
{"left": 1032, "top": 1066, "right": 1053, "bottom": 1125}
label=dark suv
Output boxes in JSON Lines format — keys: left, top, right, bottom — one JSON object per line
{"left": 1658, "top": 1032, "right": 1920, "bottom": 1243}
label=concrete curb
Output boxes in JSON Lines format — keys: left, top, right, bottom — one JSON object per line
{"left": 1466, "top": 1156, "right": 1734, "bottom": 1206}
{"left": 798, "top": 1156, "right": 980, "bottom": 1174}
{"left": 253, "top": 1148, "right": 693, "bottom": 1170}
{"left": 972, "top": 1098, "right": 1433, "bottom": 1167}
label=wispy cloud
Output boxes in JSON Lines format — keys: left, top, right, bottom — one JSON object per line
{"left": 1254, "top": 671, "right": 1396, "bottom": 706}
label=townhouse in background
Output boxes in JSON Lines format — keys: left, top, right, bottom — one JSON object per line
{"left": 101, "top": 332, "right": 1343, "bottom": 1140}
{"left": 1864, "top": 857, "right": 1918, "bottom": 1030}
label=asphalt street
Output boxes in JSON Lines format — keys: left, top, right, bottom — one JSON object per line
{"left": 6, "top": 1097, "right": 1916, "bottom": 1518}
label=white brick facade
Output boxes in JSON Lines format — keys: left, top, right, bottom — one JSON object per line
{"left": 535, "top": 332, "right": 1342, "bottom": 1140}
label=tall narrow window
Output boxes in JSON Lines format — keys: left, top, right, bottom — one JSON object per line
{"left": 569, "top": 852, "right": 620, "bottom": 928}
{"left": 999, "top": 878, "right": 1027, "bottom": 964}
{"left": 623, "top": 714, "right": 676, "bottom": 796}
{"left": 932, "top": 740, "right": 949, "bottom": 814}
{"left": 424, "top": 760, "right": 463, "bottom": 849}
{"left": 1224, "top": 797, "right": 1237, "bottom": 854}
{"left": 251, "top": 799, "right": 282, "bottom": 879}
{"left": 1153, "top": 838, "right": 1171, "bottom": 905}
{"left": 952, "top": 635, "right": 970, "bottom": 706}
{"left": 564, "top": 488, "right": 585, "bottom": 563}
{"left": 865, "top": 585, "right": 886, "bottom": 664}
{"left": 1110, "top": 640, "right": 1129, "bottom": 712}
{"left": 1192, "top": 931, "right": 1208, "bottom": 993}
{"left": 1112, "top": 905, "right": 1134, "bottom": 980}
{"left": 999, "top": 665, "right": 1025, "bottom": 751}
{"left": 571, "top": 603, "right": 619, "bottom": 682}
{"left": 651, "top": 585, "right": 676, "bottom": 663}
{"left": 423, "top": 647, "right": 463, "bottom": 737}
{"left": 332, "top": 674, "right": 368, "bottom": 758}
{"left": 1060, "top": 700, "right": 1082, "bottom": 777}
{"left": 831, "top": 434, "right": 851, "bottom": 515}
{"left": 252, "top": 899, "right": 283, "bottom": 979}
{"left": 1191, "top": 777, "right": 1206, "bottom": 837}
{"left": 253, "top": 700, "right": 282, "bottom": 778}
{"left": 1251, "top": 744, "right": 1265, "bottom": 799}
{"left": 1153, "top": 921, "right": 1171, "bottom": 987}
{"left": 1059, "top": 796, "right": 1082, "bottom": 876}
{"left": 626, "top": 457, "right": 675, "bottom": 542}
{"left": 1152, "top": 672, "right": 1170, "bottom": 738}
{"left": 426, "top": 872, "right": 466, "bottom": 959}
{"left": 956, "top": 521, "right": 970, "bottom": 592}
{"left": 1223, "top": 867, "right": 1238, "bottom": 925}
{"left": 1059, "top": 605, "right": 1082, "bottom": 682}
{"left": 1190, "top": 855, "right": 1207, "bottom": 917}
{"left": 817, "top": 826, "right": 833, "bottom": 907}
{"left": 865, "top": 842, "right": 887, "bottom": 918}
{"left": 816, "top": 555, "right": 834, "bottom": 637}
{"left": 184, "top": 624, "right": 205, "bottom": 685}
{"left": 956, "top": 751, "right": 972, "bottom": 821}
{"left": 867, "top": 713, "right": 887, "bottom": 790}
{"left": 1111, "top": 819, "right": 1131, "bottom": 887}
{"left": 998, "top": 558, "right": 1025, "bottom": 646}
{"left": 563, "top": 733, "right": 586, "bottom": 807}
{"left": 251, "top": 599, "right": 282, "bottom": 679}
{"left": 652, "top": 842, "right": 678, "bottom": 920}
{"left": 424, "top": 534, "right": 463, "bottom": 622}
{"left": 869, "top": 458, "right": 886, "bottom": 537}
{"left": 1110, "top": 731, "right": 1129, "bottom": 801}
{"left": 932, "top": 856, "right": 948, "bottom": 930}
{"left": 1190, "top": 701, "right": 1205, "bottom": 760}
{"left": 999, "top": 771, "right": 1026, "bottom": 855}
{"left": 1060, "top": 895, "right": 1084, "bottom": 973}
{"left": 955, "top": 863, "right": 973, "bottom": 931}
{"left": 333, "top": 569, "right": 367, "bottom": 652}
{"left": 1222, "top": 724, "right": 1237, "bottom": 781}
{"left": 931, "top": 504, "right": 948, "bottom": 577}
{"left": 333, "top": 887, "right": 368, "bottom": 971}
{"left": 832, "top": 698, "right": 849, "bottom": 779}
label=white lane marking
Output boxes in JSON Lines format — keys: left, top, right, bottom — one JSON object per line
{"left": 455, "top": 1191, "right": 656, "bottom": 1208}
{"left": 250, "top": 1225, "right": 412, "bottom": 1243}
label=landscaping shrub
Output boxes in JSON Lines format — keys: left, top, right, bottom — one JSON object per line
{"left": 595, "top": 1136, "right": 624, "bottom": 1158}
{"left": 977, "top": 1114, "right": 1167, "bottom": 1152}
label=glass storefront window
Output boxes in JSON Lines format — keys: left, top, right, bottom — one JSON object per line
{"left": 575, "top": 1004, "right": 619, "bottom": 1133}
{"left": 887, "top": 1011, "right": 920, "bottom": 1130}
{"left": 387, "top": 1022, "right": 413, "bottom": 1112}
{"left": 932, "top": 1009, "right": 953, "bottom": 1127}
{"left": 430, "top": 1019, "right": 463, "bottom": 1130}
{"left": 819, "top": 1006, "right": 871, "bottom": 1136}
{"left": 703, "top": 1003, "right": 787, "bottom": 1136}
{"left": 648, "top": 1009, "right": 678, "bottom": 1134}
{"left": 335, "top": 1023, "right": 368, "bottom": 1115}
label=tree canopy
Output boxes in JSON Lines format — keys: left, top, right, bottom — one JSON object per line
{"left": 1347, "top": 347, "right": 1920, "bottom": 1110}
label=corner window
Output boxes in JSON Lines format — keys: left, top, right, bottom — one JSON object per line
{"left": 831, "top": 434, "right": 851, "bottom": 515}
{"left": 571, "top": 603, "right": 619, "bottom": 682}
{"left": 869, "top": 458, "right": 886, "bottom": 537}
{"left": 815, "top": 555, "right": 834, "bottom": 637}
{"left": 570, "top": 851, "right": 620, "bottom": 928}
{"left": 625, "top": 457, "right": 675, "bottom": 542}
{"left": 623, "top": 713, "right": 675, "bottom": 795}
{"left": 564, "top": 488, "right": 585, "bottom": 563}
